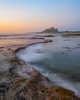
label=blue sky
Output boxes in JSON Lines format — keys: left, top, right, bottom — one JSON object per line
{"left": 0, "top": 0, "right": 80, "bottom": 33}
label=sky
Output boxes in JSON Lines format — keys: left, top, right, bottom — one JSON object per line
{"left": 0, "top": 0, "right": 80, "bottom": 33}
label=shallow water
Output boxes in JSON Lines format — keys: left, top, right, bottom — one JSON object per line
{"left": 17, "top": 34, "right": 80, "bottom": 96}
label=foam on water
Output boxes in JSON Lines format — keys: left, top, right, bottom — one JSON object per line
{"left": 29, "top": 64, "right": 80, "bottom": 96}
{"left": 17, "top": 44, "right": 49, "bottom": 62}
{"left": 17, "top": 34, "right": 80, "bottom": 96}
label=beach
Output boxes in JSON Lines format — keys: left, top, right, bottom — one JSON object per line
{"left": 0, "top": 34, "right": 80, "bottom": 100}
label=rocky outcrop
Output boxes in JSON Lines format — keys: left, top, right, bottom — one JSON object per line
{"left": 0, "top": 56, "right": 80, "bottom": 100}
{"left": 0, "top": 37, "right": 80, "bottom": 100}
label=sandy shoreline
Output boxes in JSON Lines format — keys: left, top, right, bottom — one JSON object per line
{"left": 0, "top": 35, "right": 80, "bottom": 100}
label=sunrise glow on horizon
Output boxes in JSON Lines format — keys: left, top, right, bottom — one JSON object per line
{"left": 0, "top": 0, "right": 80, "bottom": 33}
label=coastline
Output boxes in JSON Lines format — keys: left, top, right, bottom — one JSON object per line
{"left": 0, "top": 36, "right": 80, "bottom": 100}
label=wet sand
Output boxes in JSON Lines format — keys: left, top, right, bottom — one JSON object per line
{"left": 0, "top": 35, "right": 80, "bottom": 100}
